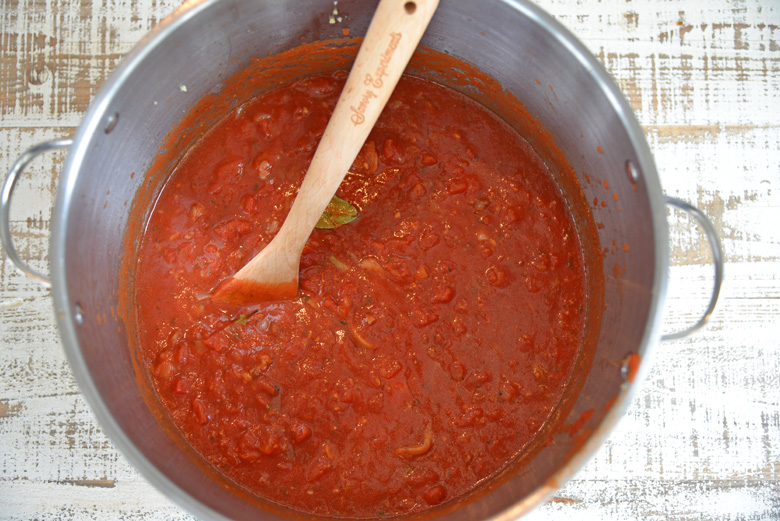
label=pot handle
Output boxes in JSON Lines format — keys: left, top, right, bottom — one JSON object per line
{"left": 0, "top": 138, "right": 73, "bottom": 286}
{"left": 661, "top": 196, "right": 724, "bottom": 341}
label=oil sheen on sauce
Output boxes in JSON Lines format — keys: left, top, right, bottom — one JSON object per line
{"left": 133, "top": 72, "right": 589, "bottom": 517}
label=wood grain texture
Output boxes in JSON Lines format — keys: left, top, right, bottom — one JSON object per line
{"left": 0, "top": 0, "right": 777, "bottom": 519}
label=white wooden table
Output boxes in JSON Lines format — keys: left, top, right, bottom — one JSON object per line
{"left": 1, "top": 0, "right": 778, "bottom": 519}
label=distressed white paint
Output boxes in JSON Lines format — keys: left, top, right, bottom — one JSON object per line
{"left": 1, "top": 0, "right": 778, "bottom": 519}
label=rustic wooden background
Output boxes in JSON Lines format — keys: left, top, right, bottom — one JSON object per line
{"left": 0, "top": 0, "right": 778, "bottom": 519}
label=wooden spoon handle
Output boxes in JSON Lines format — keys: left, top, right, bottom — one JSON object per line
{"left": 276, "top": 0, "right": 439, "bottom": 255}
{"left": 220, "top": 0, "right": 439, "bottom": 301}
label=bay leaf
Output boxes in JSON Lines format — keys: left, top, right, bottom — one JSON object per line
{"left": 316, "top": 195, "right": 358, "bottom": 229}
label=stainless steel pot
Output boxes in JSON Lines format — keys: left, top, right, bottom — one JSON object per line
{"left": 1, "top": 0, "right": 723, "bottom": 519}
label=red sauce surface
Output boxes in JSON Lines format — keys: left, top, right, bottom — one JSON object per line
{"left": 134, "top": 73, "right": 588, "bottom": 517}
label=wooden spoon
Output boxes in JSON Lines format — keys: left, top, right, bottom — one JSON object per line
{"left": 212, "top": 0, "right": 439, "bottom": 305}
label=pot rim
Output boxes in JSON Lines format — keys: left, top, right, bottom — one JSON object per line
{"left": 49, "top": 0, "right": 668, "bottom": 519}
{"left": 494, "top": 0, "right": 669, "bottom": 513}
{"left": 51, "top": 1, "right": 235, "bottom": 519}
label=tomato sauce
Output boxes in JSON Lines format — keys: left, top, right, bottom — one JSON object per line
{"left": 134, "top": 72, "right": 588, "bottom": 517}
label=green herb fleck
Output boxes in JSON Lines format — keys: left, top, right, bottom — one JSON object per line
{"left": 233, "top": 310, "right": 258, "bottom": 325}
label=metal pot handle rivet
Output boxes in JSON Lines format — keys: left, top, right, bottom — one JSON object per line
{"left": 0, "top": 138, "right": 73, "bottom": 286}
{"left": 661, "top": 196, "right": 725, "bottom": 341}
